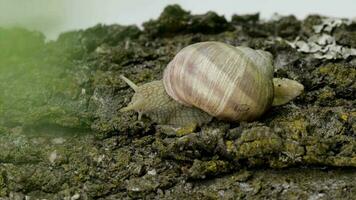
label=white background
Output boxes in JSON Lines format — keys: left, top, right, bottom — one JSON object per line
{"left": 0, "top": 0, "right": 355, "bottom": 40}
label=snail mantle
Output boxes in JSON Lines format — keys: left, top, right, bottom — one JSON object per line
{"left": 120, "top": 41, "right": 304, "bottom": 126}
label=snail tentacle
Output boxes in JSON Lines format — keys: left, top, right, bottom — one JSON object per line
{"left": 120, "top": 75, "right": 138, "bottom": 92}
{"left": 120, "top": 100, "right": 144, "bottom": 112}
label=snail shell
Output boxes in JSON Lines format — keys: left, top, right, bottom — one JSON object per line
{"left": 163, "top": 41, "right": 274, "bottom": 121}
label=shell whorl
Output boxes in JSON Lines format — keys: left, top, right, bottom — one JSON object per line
{"left": 163, "top": 41, "right": 274, "bottom": 121}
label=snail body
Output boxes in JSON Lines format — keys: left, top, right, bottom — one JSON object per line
{"left": 120, "top": 42, "right": 304, "bottom": 126}
{"left": 120, "top": 77, "right": 212, "bottom": 125}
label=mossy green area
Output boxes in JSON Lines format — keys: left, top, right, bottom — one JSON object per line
{"left": 0, "top": 5, "right": 355, "bottom": 199}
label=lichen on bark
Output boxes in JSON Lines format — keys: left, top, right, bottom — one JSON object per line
{"left": 0, "top": 4, "right": 355, "bottom": 199}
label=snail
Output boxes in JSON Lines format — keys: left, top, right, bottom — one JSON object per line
{"left": 120, "top": 41, "right": 304, "bottom": 126}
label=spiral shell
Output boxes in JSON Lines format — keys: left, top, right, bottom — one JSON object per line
{"left": 163, "top": 41, "right": 274, "bottom": 121}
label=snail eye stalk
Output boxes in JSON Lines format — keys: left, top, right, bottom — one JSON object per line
{"left": 120, "top": 75, "right": 138, "bottom": 92}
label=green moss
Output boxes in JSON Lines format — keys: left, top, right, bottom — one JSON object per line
{"left": 303, "top": 142, "right": 330, "bottom": 164}
{"left": 284, "top": 140, "right": 305, "bottom": 160}
{"left": 0, "top": 171, "right": 7, "bottom": 197}
{"left": 279, "top": 118, "right": 308, "bottom": 140}
{"left": 188, "top": 159, "right": 232, "bottom": 179}
{"left": 317, "top": 63, "right": 356, "bottom": 88}
{"left": 237, "top": 127, "right": 283, "bottom": 158}
{"left": 317, "top": 87, "right": 335, "bottom": 103}
{"left": 329, "top": 157, "right": 356, "bottom": 167}
{"left": 115, "top": 149, "right": 131, "bottom": 170}
{"left": 176, "top": 123, "right": 198, "bottom": 136}
{"left": 225, "top": 140, "right": 236, "bottom": 154}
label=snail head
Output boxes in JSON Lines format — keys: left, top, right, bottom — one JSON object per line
{"left": 272, "top": 78, "right": 304, "bottom": 106}
{"left": 119, "top": 75, "right": 170, "bottom": 120}
{"left": 120, "top": 75, "right": 147, "bottom": 120}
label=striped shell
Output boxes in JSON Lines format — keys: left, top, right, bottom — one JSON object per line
{"left": 163, "top": 41, "right": 274, "bottom": 121}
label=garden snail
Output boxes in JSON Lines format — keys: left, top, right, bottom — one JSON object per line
{"left": 120, "top": 41, "right": 304, "bottom": 126}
